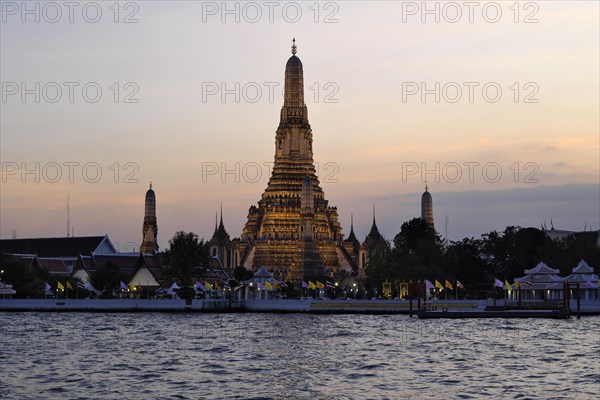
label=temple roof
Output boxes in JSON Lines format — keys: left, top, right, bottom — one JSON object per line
{"left": 365, "top": 205, "right": 384, "bottom": 243}
{"left": 524, "top": 261, "right": 560, "bottom": 275}
{"left": 572, "top": 259, "right": 594, "bottom": 274}
{"left": 211, "top": 205, "right": 230, "bottom": 243}
{"left": 343, "top": 214, "right": 360, "bottom": 248}
{"left": 0, "top": 236, "right": 112, "bottom": 258}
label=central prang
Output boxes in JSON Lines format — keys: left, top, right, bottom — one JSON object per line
{"left": 233, "top": 40, "right": 357, "bottom": 283}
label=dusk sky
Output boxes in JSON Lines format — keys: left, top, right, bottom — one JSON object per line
{"left": 1, "top": 1, "right": 598, "bottom": 251}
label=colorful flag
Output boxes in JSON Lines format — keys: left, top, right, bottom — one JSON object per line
{"left": 302, "top": 281, "right": 309, "bottom": 289}
{"left": 326, "top": 281, "right": 335, "bottom": 289}
{"left": 280, "top": 282, "right": 288, "bottom": 288}
{"left": 265, "top": 281, "right": 273, "bottom": 291}
{"left": 504, "top": 279, "right": 512, "bottom": 290}
{"left": 316, "top": 281, "right": 325, "bottom": 289}
{"left": 515, "top": 281, "right": 521, "bottom": 289}
{"left": 435, "top": 280, "right": 443, "bottom": 290}
{"left": 205, "top": 281, "right": 212, "bottom": 290}
{"left": 57, "top": 282, "right": 64, "bottom": 291}
{"left": 494, "top": 278, "right": 504, "bottom": 288}
{"left": 308, "top": 281, "right": 316, "bottom": 290}
{"left": 44, "top": 282, "right": 51, "bottom": 291}
{"left": 445, "top": 280, "right": 453, "bottom": 290}
{"left": 119, "top": 281, "right": 128, "bottom": 290}
{"left": 456, "top": 280, "right": 464, "bottom": 289}
{"left": 214, "top": 281, "right": 220, "bottom": 290}
{"left": 196, "top": 281, "right": 206, "bottom": 290}
{"left": 77, "top": 281, "right": 85, "bottom": 289}
{"left": 257, "top": 282, "right": 265, "bottom": 290}
{"left": 129, "top": 282, "right": 136, "bottom": 291}
{"left": 66, "top": 281, "right": 73, "bottom": 290}
{"left": 273, "top": 282, "right": 281, "bottom": 290}
{"left": 425, "top": 280, "right": 434, "bottom": 290}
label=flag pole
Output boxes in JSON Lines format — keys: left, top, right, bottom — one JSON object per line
{"left": 455, "top": 279, "right": 458, "bottom": 300}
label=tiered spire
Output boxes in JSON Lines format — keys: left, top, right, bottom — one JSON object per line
{"left": 421, "top": 184, "right": 434, "bottom": 228}
{"left": 141, "top": 181, "right": 158, "bottom": 253}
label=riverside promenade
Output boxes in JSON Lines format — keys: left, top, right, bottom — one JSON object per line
{"left": 1, "top": 298, "right": 599, "bottom": 315}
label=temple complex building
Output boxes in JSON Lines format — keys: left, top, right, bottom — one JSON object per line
{"left": 233, "top": 40, "right": 354, "bottom": 282}
{"left": 209, "top": 205, "right": 234, "bottom": 269}
{"left": 358, "top": 205, "right": 388, "bottom": 275}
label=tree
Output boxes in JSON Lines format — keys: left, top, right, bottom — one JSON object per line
{"left": 0, "top": 251, "right": 48, "bottom": 298}
{"left": 391, "top": 218, "right": 444, "bottom": 280}
{"left": 443, "top": 238, "right": 489, "bottom": 296}
{"left": 91, "top": 261, "right": 127, "bottom": 298}
{"left": 163, "top": 231, "right": 209, "bottom": 288}
{"left": 233, "top": 266, "right": 254, "bottom": 282}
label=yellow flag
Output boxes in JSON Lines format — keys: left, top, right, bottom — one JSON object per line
{"left": 205, "top": 281, "right": 212, "bottom": 290}
{"left": 515, "top": 281, "right": 521, "bottom": 289}
{"left": 435, "top": 280, "right": 443, "bottom": 290}
{"left": 66, "top": 281, "right": 73, "bottom": 290}
{"left": 265, "top": 281, "right": 273, "bottom": 291}
{"left": 316, "top": 281, "right": 325, "bottom": 289}
{"left": 445, "top": 280, "right": 453, "bottom": 290}
{"left": 129, "top": 282, "right": 136, "bottom": 291}
{"left": 505, "top": 279, "right": 512, "bottom": 290}
{"left": 309, "top": 281, "right": 316, "bottom": 290}
{"left": 57, "top": 282, "right": 64, "bottom": 290}
{"left": 273, "top": 282, "right": 280, "bottom": 290}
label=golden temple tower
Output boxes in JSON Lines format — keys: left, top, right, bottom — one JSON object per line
{"left": 236, "top": 39, "right": 354, "bottom": 282}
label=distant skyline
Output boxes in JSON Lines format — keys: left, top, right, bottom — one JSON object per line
{"left": 1, "top": 1, "right": 598, "bottom": 251}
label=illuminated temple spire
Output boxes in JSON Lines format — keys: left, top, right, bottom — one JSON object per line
{"left": 237, "top": 40, "right": 352, "bottom": 282}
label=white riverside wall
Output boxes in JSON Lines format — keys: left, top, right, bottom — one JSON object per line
{"left": 0, "top": 298, "right": 598, "bottom": 313}
{"left": 0, "top": 299, "right": 210, "bottom": 311}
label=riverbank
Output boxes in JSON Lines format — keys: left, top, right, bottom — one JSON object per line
{"left": 1, "top": 298, "right": 599, "bottom": 316}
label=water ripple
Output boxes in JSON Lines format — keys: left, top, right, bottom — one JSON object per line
{"left": 0, "top": 313, "right": 599, "bottom": 399}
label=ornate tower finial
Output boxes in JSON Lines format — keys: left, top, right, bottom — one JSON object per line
{"left": 149, "top": 179, "right": 153, "bottom": 190}
{"left": 372, "top": 204, "right": 376, "bottom": 223}
{"left": 291, "top": 37, "right": 297, "bottom": 55}
{"left": 425, "top": 182, "right": 428, "bottom": 192}
{"left": 219, "top": 202, "right": 224, "bottom": 226}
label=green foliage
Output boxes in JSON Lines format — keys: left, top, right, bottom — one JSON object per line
{"left": 363, "top": 221, "right": 600, "bottom": 299}
{"left": 163, "top": 231, "right": 209, "bottom": 287}
{"left": 285, "top": 282, "right": 299, "bottom": 299}
{"left": 0, "top": 251, "right": 48, "bottom": 298}
{"left": 390, "top": 218, "right": 445, "bottom": 281}
{"left": 233, "top": 266, "right": 254, "bottom": 282}
{"left": 91, "top": 261, "right": 128, "bottom": 298}
{"left": 176, "top": 286, "right": 196, "bottom": 300}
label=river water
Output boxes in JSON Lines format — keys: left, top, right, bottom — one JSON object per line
{"left": 0, "top": 313, "right": 598, "bottom": 399}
